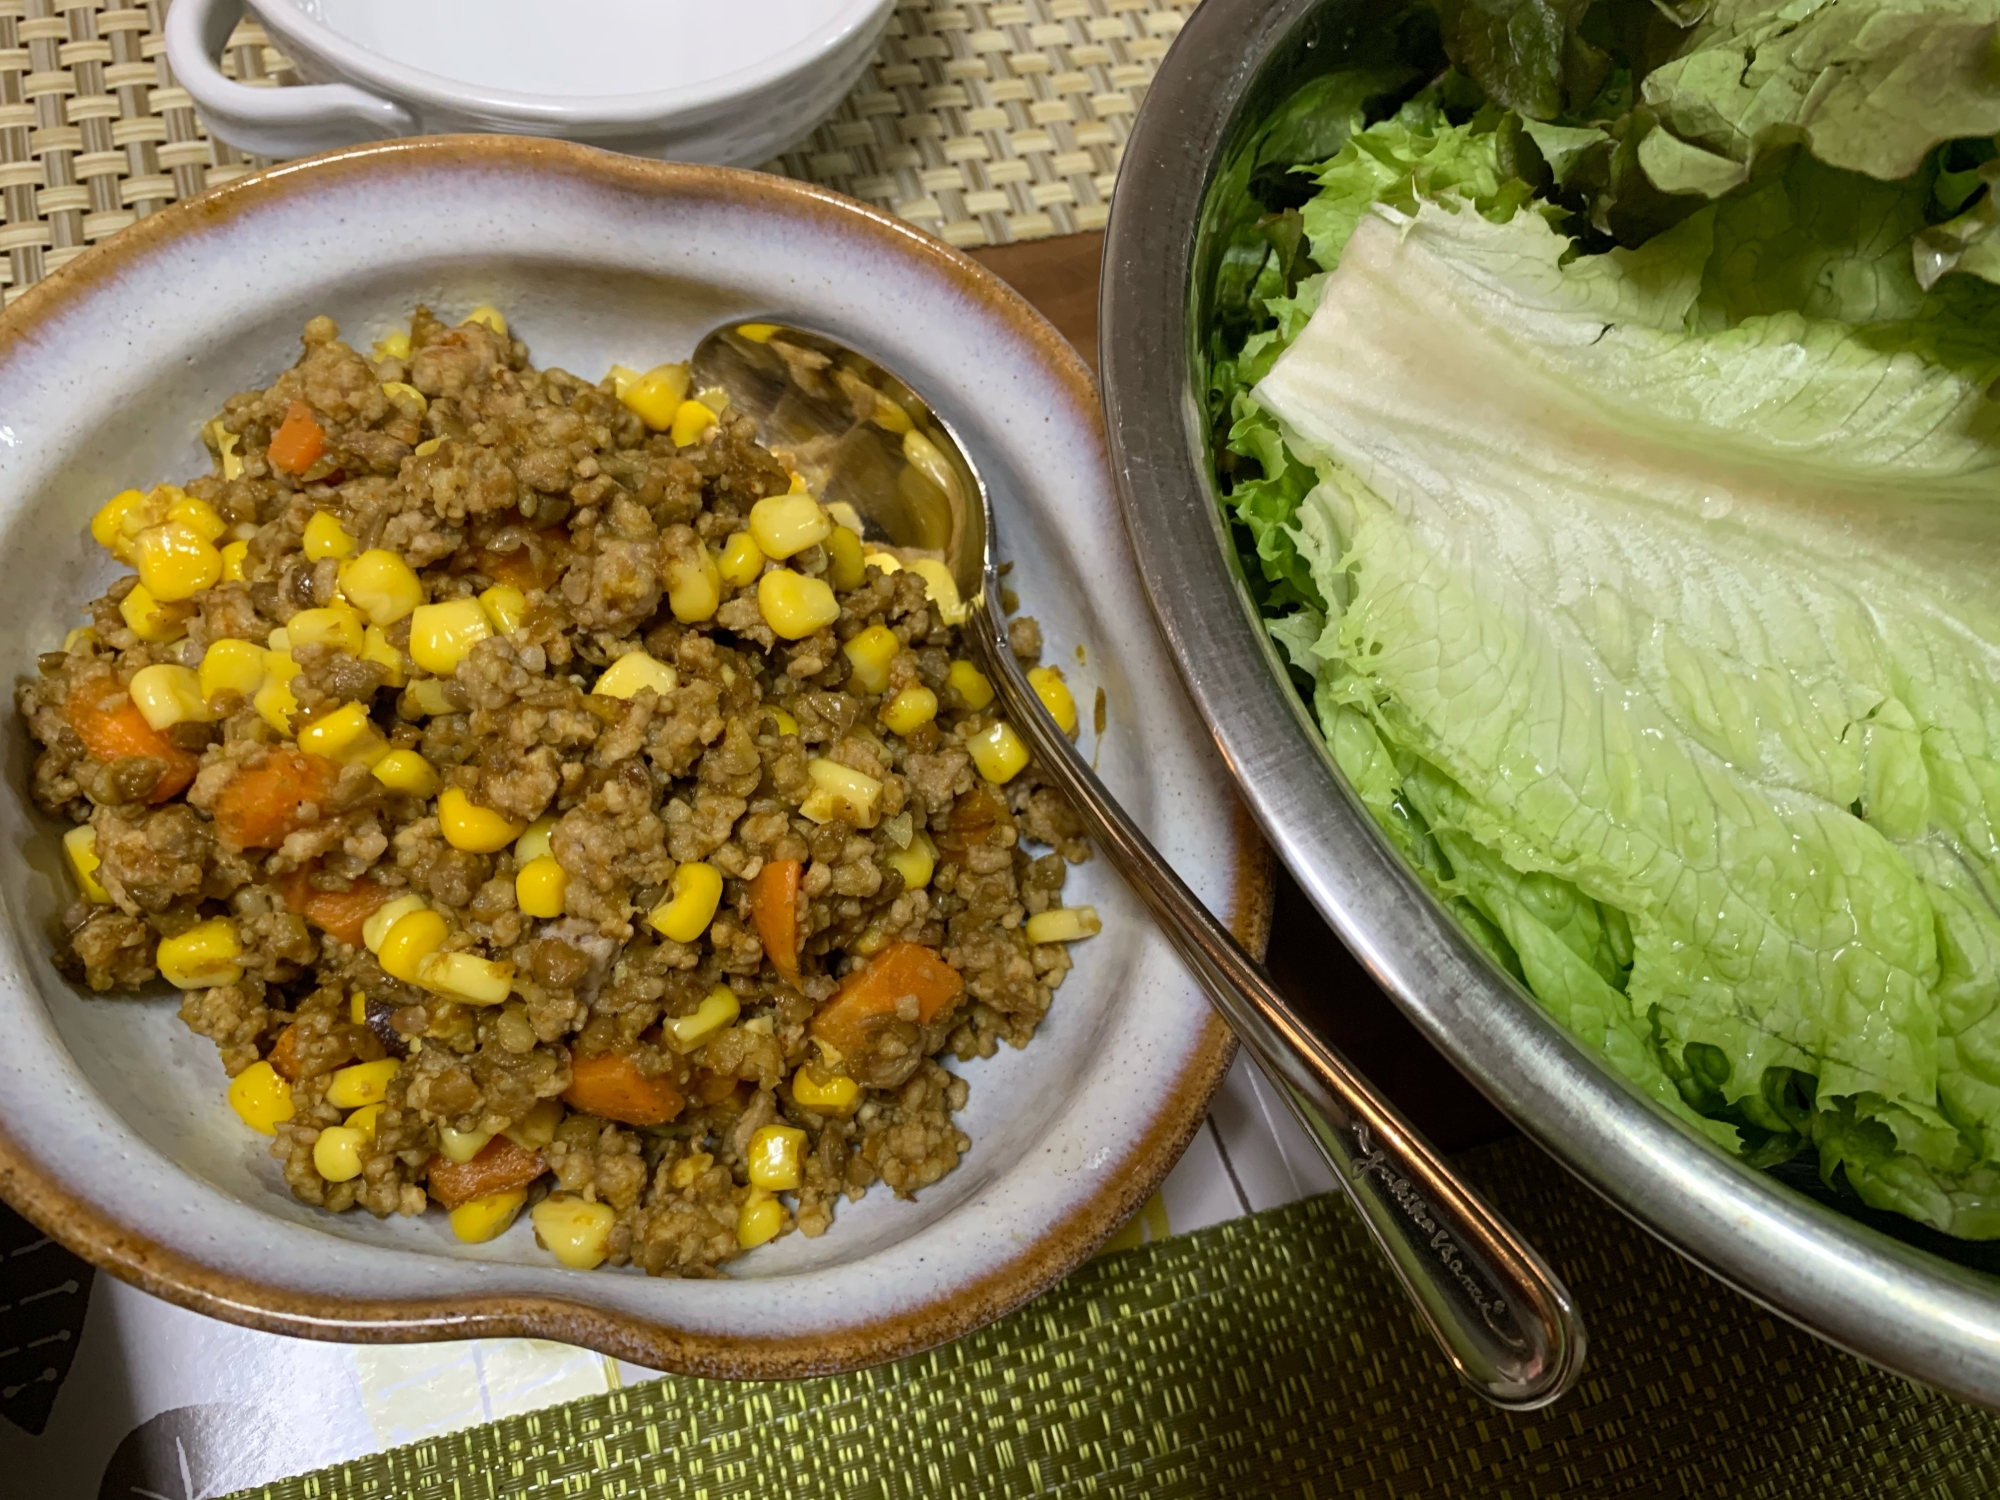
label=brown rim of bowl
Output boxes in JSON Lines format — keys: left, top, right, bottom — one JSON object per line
{"left": 0, "top": 135, "right": 1263, "bottom": 1380}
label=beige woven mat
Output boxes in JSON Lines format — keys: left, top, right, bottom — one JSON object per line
{"left": 0, "top": 0, "right": 1192, "bottom": 302}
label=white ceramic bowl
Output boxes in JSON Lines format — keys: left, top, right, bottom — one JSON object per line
{"left": 0, "top": 139, "right": 1260, "bottom": 1375}
{"left": 165, "top": 0, "right": 892, "bottom": 164}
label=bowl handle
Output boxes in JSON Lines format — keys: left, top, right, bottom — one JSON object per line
{"left": 165, "top": 0, "right": 415, "bottom": 159}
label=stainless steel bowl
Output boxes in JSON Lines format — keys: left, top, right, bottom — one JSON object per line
{"left": 1101, "top": 0, "right": 2000, "bottom": 1404}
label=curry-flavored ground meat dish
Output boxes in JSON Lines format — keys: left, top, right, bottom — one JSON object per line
{"left": 18, "top": 307, "right": 1101, "bottom": 1274}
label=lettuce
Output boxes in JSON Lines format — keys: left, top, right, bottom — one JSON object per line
{"left": 1252, "top": 199, "right": 2000, "bottom": 1235}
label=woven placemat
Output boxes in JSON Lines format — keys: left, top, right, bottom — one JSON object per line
{"left": 222, "top": 1137, "right": 2000, "bottom": 1500}
{"left": 0, "top": 0, "right": 1189, "bottom": 303}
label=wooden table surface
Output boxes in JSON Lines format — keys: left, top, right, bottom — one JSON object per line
{"left": 969, "top": 232, "right": 1512, "bottom": 1154}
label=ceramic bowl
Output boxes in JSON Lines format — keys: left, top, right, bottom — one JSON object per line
{"left": 165, "top": 0, "right": 892, "bottom": 165}
{"left": 0, "top": 138, "right": 1258, "bottom": 1376}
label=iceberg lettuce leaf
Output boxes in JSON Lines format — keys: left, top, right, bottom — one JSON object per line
{"left": 1254, "top": 201, "right": 2000, "bottom": 1232}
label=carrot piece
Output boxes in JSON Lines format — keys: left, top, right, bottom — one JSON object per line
{"left": 426, "top": 1134, "right": 547, "bottom": 1209}
{"left": 751, "top": 858, "right": 802, "bottom": 985}
{"left": 810, "top": 941, "right": 965, "bottom": 1062}
{"left": 281, "top": 868, "right": 388, "bottom": 947}
{"left": 267, "top": 1023, "right": 303, "bottom": 1081}
{"left": 563, "top": 1051, "right": 686, "bottom": 1127}
{"left": 64, "top": 687, "right": 200, "bottom": 802}
{"left": 212, "top": 747, "right": 339, "bottom": 849}
{"left": 268, "top": 399, "right": 326, "bottom": 476}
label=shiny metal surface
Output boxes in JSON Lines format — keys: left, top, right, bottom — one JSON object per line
{"left": 691, "top": 322, "right": 1586, "bottom": 1408}
{"left": 1099, "top": 0, "right": 2000, "bottom": 1407}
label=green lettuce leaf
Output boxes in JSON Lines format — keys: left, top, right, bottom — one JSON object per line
{"left": 1254, "top": 199, "right": 2000, "bottom": 1234}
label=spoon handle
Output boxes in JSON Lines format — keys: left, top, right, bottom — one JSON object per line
{"left": 970, "top": 598, "right": 1586, "bottom": 1410}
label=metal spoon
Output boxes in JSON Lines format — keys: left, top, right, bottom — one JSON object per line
{"left": 690, "top": 322, "right": 1586, "bottom": 1409}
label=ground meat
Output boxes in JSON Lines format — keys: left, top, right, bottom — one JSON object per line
{"left": 19, "top": 307, "right": 1092, "bottom": 1278}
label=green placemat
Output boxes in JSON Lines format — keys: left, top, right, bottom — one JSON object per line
{"left": 228, "top": 1137, "right": 2000, "bottom": 1500}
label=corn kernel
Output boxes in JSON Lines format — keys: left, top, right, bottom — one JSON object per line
{"left": 129, "top": 663, "right": 214, "bottom": 730}
{"left": 669, "top": 398, "right": 718, "bottom": 447}
{"left": 119, "top": 583, "right": 187, "bottom": 644}
{"left": 313, "top": 1124, "right": 366, "bottom": 1183}
{"left": 619, "top": 362, "right": 691, "bottom": 429}
{"left": 516, "top": 855, "right": 568, "bottom": 919}
{"left": 207, "top": 420, "right": 245, "bottom": 481}
{"left": 825, "top": 526, "right": 867, "bottom": 591}
{"left": 736, "top": 1188, "right": 785, "bottom": 1249}
{"left": 747, "top": 1124, "right": 807, "bottom": 1191}
{"left": 748, "top": 493, "right": 831, "bottom": 560}
{"left": 303, "top": 511, "right": 357, "bottom": 561}
{"left": 298, "top": 702, "right": 390, "bottom": 767}
{"left": 884, "top": 828, "right": 936, "bottom": 891}
{"left": 157, "top": 917, "right": 242, "bottom": 989}
{"left": 63, "top": 626, "right": 97, "bottom": 654}
{"left": 880, "top": 685, "right": 938, "bottom": 736}
{"left": 361, "top": 625, "right": 407, "bottom": 687}
{"left": 408, "top": 598, "right": 492, "bottom": 676}
{"left": 515, "top": 816, "right": 556, "bottom": 864}
{"left": 463, "top": 305, "right": 508, "bottom": 338}
{"left": 664, "top": 985, "right": 740, "bottom": 1051}
{"left": 531, "top": 1195, "right": 618, "bottom": 1270}
{"left": 339, "top": 550, "right": 425, "bottom": 625}
{"left": 648, "top": 862, "right": 723, "bottom": 943}
{"left": 1027, "top": 666, "right": 1079, "bottom": 736}
{"left": 451, "top": 1188, "right": 527, "bottom": 1243}
{"left": 842, "top": 624, "right": 900, "bottom": 694}
{"left": 788, "top": 471, "right": 810, "bottom": 494}
{"left": 607, "top": 364, "right": 641, "bottom": 398}
{"left": 228, "top": 1060, "right": 294, "bottom": 1134}
{"left": 906, "top": 557, "right": 968, "bottom": 625}
{"left": 219, "top": 540, "right": 250, "bottom": 582}
{"left": 198, "top": 639, "right": 266, "bottom": 705}
{"left": 717, "top": 531, "right": 764, "bottom": 588}
{"left": 439, "top": 1126, "right": 494, "bottom": 1164}
{"left": 267, "top": 626, "right": 291, "bottom": 652}
{"left": 404, "top": 678, "right": 458, "bottom": 717}
{"left": 374, "top": 328, "right": 412, "bottom": 361}
{"left": 757, "top": 569, "right": 839, "bottom": 639}
{"left": 968, "top": 720, "right": 1029, "bottom": 784}
{"left": 670, "top": 1151, "right": 714, "bottom": 1189}
{"left": 363, "top": 894, "right": 428, "bottom": 954}
{"left": 947, "top": 660, "right": 994, "bottom": 711}
{"left": 1026, "top": 906, "right": 1103, "bottom": 944}
{"left": 800, "top": 758, "right": 883, "bottom": 828}
{"left": 864, "top": 549, "right": 903, "bottom": 577}
{"left": 91, "top": 489, "right": 152, "bottom": 558}
{"left": 371, "top": 749, "right": 439, "bottom": 797}
{"left": 792, "top": 1066, "right": 860, "bottom": 1113}
{"left": 479, "top": 584, "right": 526, "bottom": 635}
{"left": 135, "top": 522, "right": 223, "bottom": 602}
{"left": 377, "top": 907, "right": 449, "bottom": 982}
{"left": 346, "top": 1100, "right": 385, "bottom": 1141}
{"left": 253, "top": 651, "right": 301, "bottom": 734}
{"left": 438, "top": 786, "right": 524, "bottom": 853}
{"left": 420, "top": 950, "right": 516, "bottom": 1006}
{"left": 413, "top": 437, "right": 444, "bottom": 457}
{"left": 350, "top": 990, "right": 369, "bottom": 1024}
{"left": 665, "top": 548, "right": 721, "bottom": 623}
{"left": 770, "top": 707, "right": 800, "bottom": 737}
{"left": 64, "top": 824, "right": 109, "bottom": 903}
{"left": 503, "top": 1098, "right": 563, "bottom": 1150}
{"left": 168, "top": 496, "right": 228, "bottom": 543}
{"left": 593, "top": 651, "right": 678, "bottom": 700}
{"left": 380, "top": 381, "right": 428, "bottom": 418}
{"left": 288, "top": 600, "right": 365, "bottom": 656}
{"left": 327, "top": 1058, "right": 400, "bottom": 1109}
{"left": 735, "top": 323, "right": 779, "bottom": 343}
